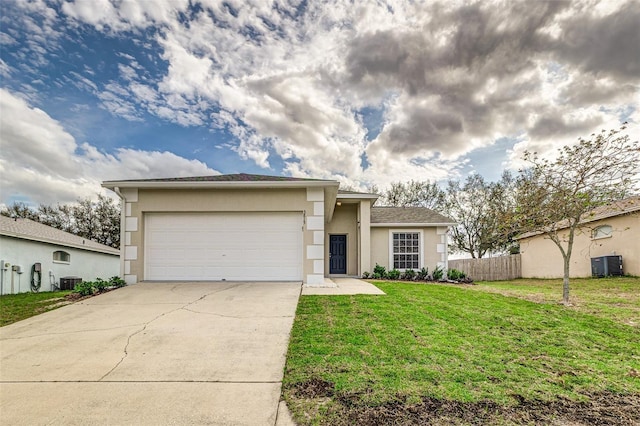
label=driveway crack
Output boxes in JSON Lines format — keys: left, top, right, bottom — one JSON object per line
{"left": 99, "top": 286, "right": 244, "bottom": 381}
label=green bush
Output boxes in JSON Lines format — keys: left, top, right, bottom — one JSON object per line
{"left": 373, "top": 264, "right": 387, "bottom": 279}
{"left": 447, "top": 268, "right": 466, "bottom": 281}
{"left": 109, "top": 276, "right": 126, "bottom": 288}
{"left": 362, "top": 271, "right": 371, "bottom": 279}
{"left": 402, "top": 269, "right": 416, "bottom": 280}
{"left": 432, "top": 265, "right": 444, "bottom": 281}
{"left": 388, "top": 269, "right": 401, "bottom": 280}
{"left": 94, "top": 278, "right": 109, "bottom": 292}
{"left": 73, "top": 281, "right": 94, "bottom": 296}
{"left": 416, "top": 267, "right": 429, "bottom": 280}
{"left": 372, "top": 272, "right": 382, "bottom": 279}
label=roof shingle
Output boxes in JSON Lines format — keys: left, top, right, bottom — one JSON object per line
{"left": 104, "top": 173, "right": 333, "bottom": 183}
{"left": 371, "top": 207, "right": 455, "bottom": 225}
{"left": 0, "top": 216, "right": 119, "bottom": 254}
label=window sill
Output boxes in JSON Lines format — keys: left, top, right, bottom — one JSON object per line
{"left": 53, "top": 260, "right": 70, "bottom": 265}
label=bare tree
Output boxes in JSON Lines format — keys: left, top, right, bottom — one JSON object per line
{"left": 444, "top": 174, "right": 515, "bottom": 258}
{"left": 515, "top": 124, "right": 639, "bottom": 304}
{"left": 381, "top": 180, "right": 445, "bottom": 209}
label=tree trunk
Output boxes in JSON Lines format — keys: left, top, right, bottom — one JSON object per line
{"left": 563, "top": 255, "right": 570, "bottom": 304}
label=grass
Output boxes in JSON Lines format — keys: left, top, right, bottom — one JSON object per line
{"left": 472, "top": 277, "right": 640, "bottom": 327}
{"left": 282, "top": 279, "right": 640, "bottom": 424}
{"left": 0, "top": 290, "right": 72, "bottom": 326}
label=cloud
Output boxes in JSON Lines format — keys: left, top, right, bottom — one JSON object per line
{"left": 0, "top": 89, "right": 218, "bottom": 205}
{"left": 4, "top": 0, "right": 639, "bottom": 191}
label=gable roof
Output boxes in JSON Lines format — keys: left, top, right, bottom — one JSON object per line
{"left": 516, "top": 196, "right": 640, "bottom": 240}
{"left": 371, "top": 207, "right": 455, "bottom": 226}
{"left": 105, "top": 173, "right": 331, "bottom": 183}
{"left": 0, "top": 216, "right": 119, "bottom": 255}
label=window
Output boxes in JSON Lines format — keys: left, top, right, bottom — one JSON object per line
{"left": 53, "top": 250, "right": 70, "bottom": 263}
{"left": 392, "top": 232, "right": 420, "bottom": 269}
{"left": 592, "top": 225, "right": 612, "bottom": 240}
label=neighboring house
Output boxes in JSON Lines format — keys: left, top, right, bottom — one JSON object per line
{"left": 102, "top": 174, "right": 455, "bottom": 285}
{"left": 0, "top": 216, "right": 120, "bottom": 294}
{"left": 517, "top": 197, "right": 640, "bottom": 278}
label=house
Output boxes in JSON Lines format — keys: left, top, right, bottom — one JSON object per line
{"left": 517, "top": 197, "right": 640, "bottom": 278}
{"left": 102, "top": 174, "right": 455, "bottom": 285}
{"left": 0, "top": 216, "right": 120, "bottom": 294}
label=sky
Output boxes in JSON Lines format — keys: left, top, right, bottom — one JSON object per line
{"left": 1, "top": 0, "right": 639, "bottom": 207}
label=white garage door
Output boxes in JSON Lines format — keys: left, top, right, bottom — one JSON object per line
{"left": 145, "top": 212, "right": 303, "bottom": 281}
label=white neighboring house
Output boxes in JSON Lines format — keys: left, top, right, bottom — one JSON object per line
{"left": 0, "top": 216, "right": 120, "bottom": 294}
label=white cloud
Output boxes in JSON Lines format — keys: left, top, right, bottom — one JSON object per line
{"left": 0, "top": 89, "right": 218, "bottom": 205}
{"left": 6, "top": 0, "right": 639, "bottom": 190}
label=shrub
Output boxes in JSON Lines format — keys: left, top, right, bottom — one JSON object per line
{"left": 388, "top": 269, "right": 401, "bottom": 280}
{"left": 432, "top": 265, "right": 444, "bottom": 281}
{"left": 109, "top": 276, "right": 126, "bottom": 288}
{"left": 402, "top": 269, "right": 416, "bottom": 280}
{"left": 416, "top": 267, "right": 429, "bottom": 280}
{"left": 94, "top": 278, "right": 109, "bottom": 293}
{"left": 372, "top": 272, "right": 382, "bottom": 279}
{"left": 447, "top": 268, "right": 466, "bottom": 281}
{"left": 73, "top": 281, "right": 94, "bottom": 296}
{"left": 373, "top": 264, "right": 387, "bottom": 279}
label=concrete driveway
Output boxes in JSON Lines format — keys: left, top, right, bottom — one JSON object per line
{"left": 0, "top": 282, "right": 301, "bottom": 425}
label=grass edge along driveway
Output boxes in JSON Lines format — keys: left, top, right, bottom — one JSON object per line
{"left": 282, "top": 280, "right": 640, "bottom": 425}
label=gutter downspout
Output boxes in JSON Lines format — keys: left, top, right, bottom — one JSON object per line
{"left": 113, "top": 186, "right": 126, "bottom": 280}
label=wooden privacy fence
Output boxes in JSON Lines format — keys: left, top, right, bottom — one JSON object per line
{"left": 448, "top": 254, "right": 522, "bottom": 281}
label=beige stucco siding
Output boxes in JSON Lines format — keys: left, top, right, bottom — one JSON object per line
{"left": 520, "top": 214, "right": 639, "bottom": 278}
{"left": 325, "top": 203, "right": 358, "bottom": 275}
{"left": 369, "top": 227, "right": 443, "bottom": 273}
{"left": 124, "top": 188, "right": 319, "bottom": 282}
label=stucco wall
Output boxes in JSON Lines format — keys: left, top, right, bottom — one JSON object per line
{"left": 0, "top": 236, "right": 119, "bottom": 294}
{"left": 122, "top": 187, "right": 323, "bottom": 284}
{"left": 519, "top": 214, "right": 639, "bottom": 278}
{"left": 369, "top": 226, "right": 446, "bottom": 274}
{"left": 325, "top": 203, "right": 358, "bottom": 275}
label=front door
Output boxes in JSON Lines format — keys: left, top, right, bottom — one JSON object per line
{"left": 329, "top": 234, "right": 347, "bottom": 274}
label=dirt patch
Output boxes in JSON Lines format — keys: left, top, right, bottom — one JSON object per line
{"left": 292, "top": 378, "right": 335, "bottom": 399}
{"left": 290, "top": 386, "right": 640, "bottom": 425}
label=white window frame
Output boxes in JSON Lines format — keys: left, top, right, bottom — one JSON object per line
{"left": 53, "top": 250, "right": 70, "bottom": 264}
{"left": 592, "top": 224, "right": 613, "bottom": 240}
{"left": 388, "top": 229, "right": 424, "bottom": 271}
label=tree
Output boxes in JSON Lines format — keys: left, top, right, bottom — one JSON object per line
{"left": 0, "top": 195, "right": 121, "bottom": 249}
{"left": 443, "top": 173, "right": 516, "bottom": 258}
{"left": 515, "top": 125, "right": 639, "bottom": 304}
{"left": 381, "top": 180, "right": 445, "bottom": 209}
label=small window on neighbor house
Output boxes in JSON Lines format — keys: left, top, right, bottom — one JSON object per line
{"left": 53, "top": 250, "right": 70, "bottom": 263}
{"left": 592, "top": 225, "right": 613, "bottom": 240}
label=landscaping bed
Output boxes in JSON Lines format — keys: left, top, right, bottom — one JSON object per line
{"left": 282, "top": 280, "right": 640, "bottom": 425}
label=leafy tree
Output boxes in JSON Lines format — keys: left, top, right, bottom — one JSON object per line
{"left": 443, "top": 174, "right": 516, "bottom": 258}
{"left": 1, "top": 195, "right": 121, "bottom": 249}
{"left": 515, "top": 124, "right": 639, "bottom": 304}
{"left": 381, "top": 180, "right": 445, "bottom": 209}
{"left": 1, "top": 202, "right": 38, "bottom": 221}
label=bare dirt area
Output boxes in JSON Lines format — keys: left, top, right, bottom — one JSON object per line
{"left": 290, "top": 380, "right": 640, "bottom": 426}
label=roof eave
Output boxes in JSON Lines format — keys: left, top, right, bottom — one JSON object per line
{"left": 102, "top": 180, "right": 338, "bottom": 190}
{"left": 0, "top": 232, "right": 120, "bottom": 255}
{"left": 370, "top": 222, "right": 456, "bottom": 227}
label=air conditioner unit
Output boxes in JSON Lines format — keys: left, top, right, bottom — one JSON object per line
{"left": 60, "top": 276, "right": 82, "bottom": 290}
{"left": 591, "top": 255, "right": 623, "bottom": 277}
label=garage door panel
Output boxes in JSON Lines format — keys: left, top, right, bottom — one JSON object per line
{"left": 145, "top": 213, "right": 303, "bottom": 281}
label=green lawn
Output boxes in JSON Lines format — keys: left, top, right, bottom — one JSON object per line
{"left": 0, "top": 290, "right": 72, "bottom": 326}
{"left": 472, "top": 277, "right": 640, "bottom": 327}
{"left": 282, "top": 280, "right": 640, "bottom": 425}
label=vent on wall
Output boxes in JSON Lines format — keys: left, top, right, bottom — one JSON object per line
{"left": 591, "top": 255, "right": 623, "bottom": 277}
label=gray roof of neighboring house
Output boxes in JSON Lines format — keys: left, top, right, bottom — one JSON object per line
{"left": 371, "top": 207, "right": 455, "bottom": 225}
{"left": 0, "top": 216, "right": 119, "bottom": 255}
{"left": 104, "top": 173, "right": 333, "bottom": 183}
{"left": 516, "top": 196, "right": 640, "bottom": 239}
